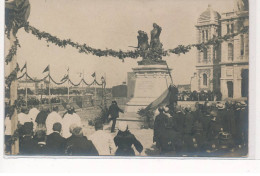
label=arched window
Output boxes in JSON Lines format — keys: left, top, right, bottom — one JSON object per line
{"left": 228, "top": 43, "right": 234, "bottom": 61}
{"left": 203, "top": 48, "right": 208, "bottom": 62}
{"left": 203, "top": 73, "right": 207, "bottom": 86}
{"left": 240, "top": 35, "right": 244, "bottom": 56}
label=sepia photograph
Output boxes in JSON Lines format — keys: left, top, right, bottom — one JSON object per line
{"left": 3, "top": 0, "right": 250, "bottom": 158}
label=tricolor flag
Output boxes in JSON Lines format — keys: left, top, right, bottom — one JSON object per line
{"left": 21, "top": 62, "right": 27, "bottom": 72}
{"left": 61, "top": 74, "right": 68, "bottom": 82}
{"left": 91, "top": 72, "right": 96, "bottom": 78}
{"left": 43, "top": 65, "right": 49, "bottom": 73}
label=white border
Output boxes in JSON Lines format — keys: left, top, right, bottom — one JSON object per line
{"left": 0, "top": 0, "right": 260, "bottom": 173}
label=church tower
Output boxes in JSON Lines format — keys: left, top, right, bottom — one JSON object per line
{"left": 191, "top": 5, "right": 221, "bottom": 92}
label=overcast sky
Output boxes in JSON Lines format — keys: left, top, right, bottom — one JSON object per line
{"left": 5, "top": 0, "right": 235, "bottom": 87}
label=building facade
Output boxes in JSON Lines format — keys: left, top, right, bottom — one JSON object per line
{"left": 191, "top": 0, "right": 249, "bottom": 100}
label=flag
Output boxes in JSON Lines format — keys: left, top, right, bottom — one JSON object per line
{"left": 91, "top": 72, "right": 96, "bottom": 78}
{"left": 21, "top": 62, "right": 27, "bottom": 72}
{"left": 43, "top": 65, "right": 49, "bottom": 73}
{"left": 61, "top": 74, "right": 68, "bottom": 82}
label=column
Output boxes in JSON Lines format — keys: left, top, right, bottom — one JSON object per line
{"left": 221, "top": 79, "right": 228, "bottom": 99}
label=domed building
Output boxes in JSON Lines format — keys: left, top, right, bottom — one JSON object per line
{"left": 191, "top": 1, "right": 249, "bottom": 100}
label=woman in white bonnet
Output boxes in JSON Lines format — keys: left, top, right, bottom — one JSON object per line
{"left": 113, "top": 121, "right": 143, "bottom": 156}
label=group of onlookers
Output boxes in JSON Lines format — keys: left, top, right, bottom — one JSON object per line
{"left": 153, "top": 101, "right": 248, "bottom": 156}
{"left": 178, "top": 90, "right": 222, "bottom": 101}
{"left": 4, "top": 103, "right": 143, "bottom": 156}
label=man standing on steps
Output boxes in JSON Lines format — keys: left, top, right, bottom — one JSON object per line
{"left": 108, "top": 101, "right": 124, "bottom": 133}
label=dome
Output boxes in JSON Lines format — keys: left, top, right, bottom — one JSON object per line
{"left": 197, "top": 5, "right": 221, "bottom": 25}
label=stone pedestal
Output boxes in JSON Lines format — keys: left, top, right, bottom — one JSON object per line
{"left": 125, "top": 64, "right": 172, "bottom": 112}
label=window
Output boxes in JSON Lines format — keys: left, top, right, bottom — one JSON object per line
{"left": 203, "top": 73, "right": 207, "bottom": 86}
{"left": 203, "top": 48, "right": 208, "bottom": 62}
{"left": 228, "top": 43, "right": 234, "bottom": 61}
{"left": 231, "top": 24, "right": 234, "bottom": 33}
{"left": 202, "top": 30, "right": 205, "bottom": 42}
{"left": 240, "top": 35, "right": 244, "bottom": 56}
{"left": 206, "top": 30, "right": 208, "bottom": 41}
{"left": 227, "top": 24, "right": 230, "bottom": 34}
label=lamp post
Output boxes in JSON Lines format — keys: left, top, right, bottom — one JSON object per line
{"left": 101, "top": 76, "right": 106, "bottom": 108}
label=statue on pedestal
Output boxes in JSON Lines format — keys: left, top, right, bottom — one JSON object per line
{"left": 137, "top": 23, "right": 166, "bottom": 65}
{"left": 150, "top": 23, "right": 163, "bottom": 51}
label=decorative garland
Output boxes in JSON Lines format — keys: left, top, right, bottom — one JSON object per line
{"left": 5, "top": 64, "right": 20, "bottom": 88}
{"left": 5, "top": 37, "right": 20, "bottom": 65}
{"left": 23, "top": 22, "right": 249, "bottom": 60}
{"left": 14, "top": 70, "right": 104, "bottom": 86}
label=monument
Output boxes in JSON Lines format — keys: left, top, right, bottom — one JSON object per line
{"left": 125, "top": 23, "right": 173, "bottom": 112}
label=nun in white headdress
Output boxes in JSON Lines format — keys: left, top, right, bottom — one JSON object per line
{"left": 113, "top": 121, "right": 143, "bottom": 156}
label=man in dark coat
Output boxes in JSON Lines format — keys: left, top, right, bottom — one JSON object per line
{"left": 19, "top": 122, "right": 37, "bottom": 155}
{"left": 65, "top": 126, "right": 99, "bottom": 156}
{"left": 33, "top": 130, "right": 47, "bottom": 155}
{"left": 206, "top": 111, "right": 221, "bottom": 152}
{"left": 235, "top": 101, "right": 248, "bottom": 149}
{"left": 153, "top": 107, "right": 168, "bottom": 149}
{"left": 46, "top": 122, "right": 66, "bottom": 155}
{"left": 182, "top": 106, "right": 195, "bottom": 154}
{"left": 108, "top": 101, "right": 124, "bottom": 132}
{"left": 114, "top": 122, "right": 143, "bottom": 156}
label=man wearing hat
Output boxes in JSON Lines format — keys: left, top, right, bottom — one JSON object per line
{"left": 216, "top": 102, "right": 227, "bottom": 132}
{"left": 65, "top": 125, "right": 99, "bottom": 156}
{"left": 235, "top": 101, "right": 248, "bottom": 149}
{"left": 108, "top": 101, "right": 124, "bottom": 133}
{"left": 206, "top": 110, "right": 221, "bottom": 152}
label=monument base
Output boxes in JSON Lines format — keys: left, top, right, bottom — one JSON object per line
{"left": 125, "top": 64, "right": 172, "bottom": 112}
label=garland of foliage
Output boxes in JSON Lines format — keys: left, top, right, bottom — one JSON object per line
{"left": 5, "top": 37, "right": 20, "bottom": 65}
{"left": 5, "top": 64, "right": 20, "bottom": 88}
{"left": 23, "top": 22, "right": 249, "bottom": 60}
{"left": 14, "top": 70, "right": 104, "bottom": 86}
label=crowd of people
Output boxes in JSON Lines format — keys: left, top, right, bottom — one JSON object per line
{"left": 153, "top": 101, "right": 248, "bottom": 156}
{"left": 4, "top": 99, "right": 248, "bottom": 157}
{"left": 178, "top": 90, "right": 222, "bottom": 101}
{"left": 4, "top": 103, "right": 143, "bottom": 156}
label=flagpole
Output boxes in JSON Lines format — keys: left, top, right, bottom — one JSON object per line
{"left": 48, "top": 65, "right": 51, "bottom": 109}
{"left": 104, "top": 73, "right": 107, "bottom": 108}
{"left": 25, "top": 63, "right": 28, "bottom": 107}
{"left": 67, "top": 67, "right": 70, "bottom": 102}
{"left": 9, "top": 29, "right": 19, "bottom": 155}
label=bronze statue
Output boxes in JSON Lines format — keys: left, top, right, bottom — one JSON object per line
{"left": 150, "top": 23, "right": 163, "bottom": 50}
{"left": 137, "top": 23, "right": 166, "bottom": 65}
{"left": 137, "top": 30, "right": 149, "bottom": 51}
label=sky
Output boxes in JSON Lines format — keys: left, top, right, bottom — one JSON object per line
{"left": 5, "top": 0, "right": 235, "bottom": 88}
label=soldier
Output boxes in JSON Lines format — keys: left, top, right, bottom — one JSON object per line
{"left": 153, "top": 107, "right": 168, "bottom": 150}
